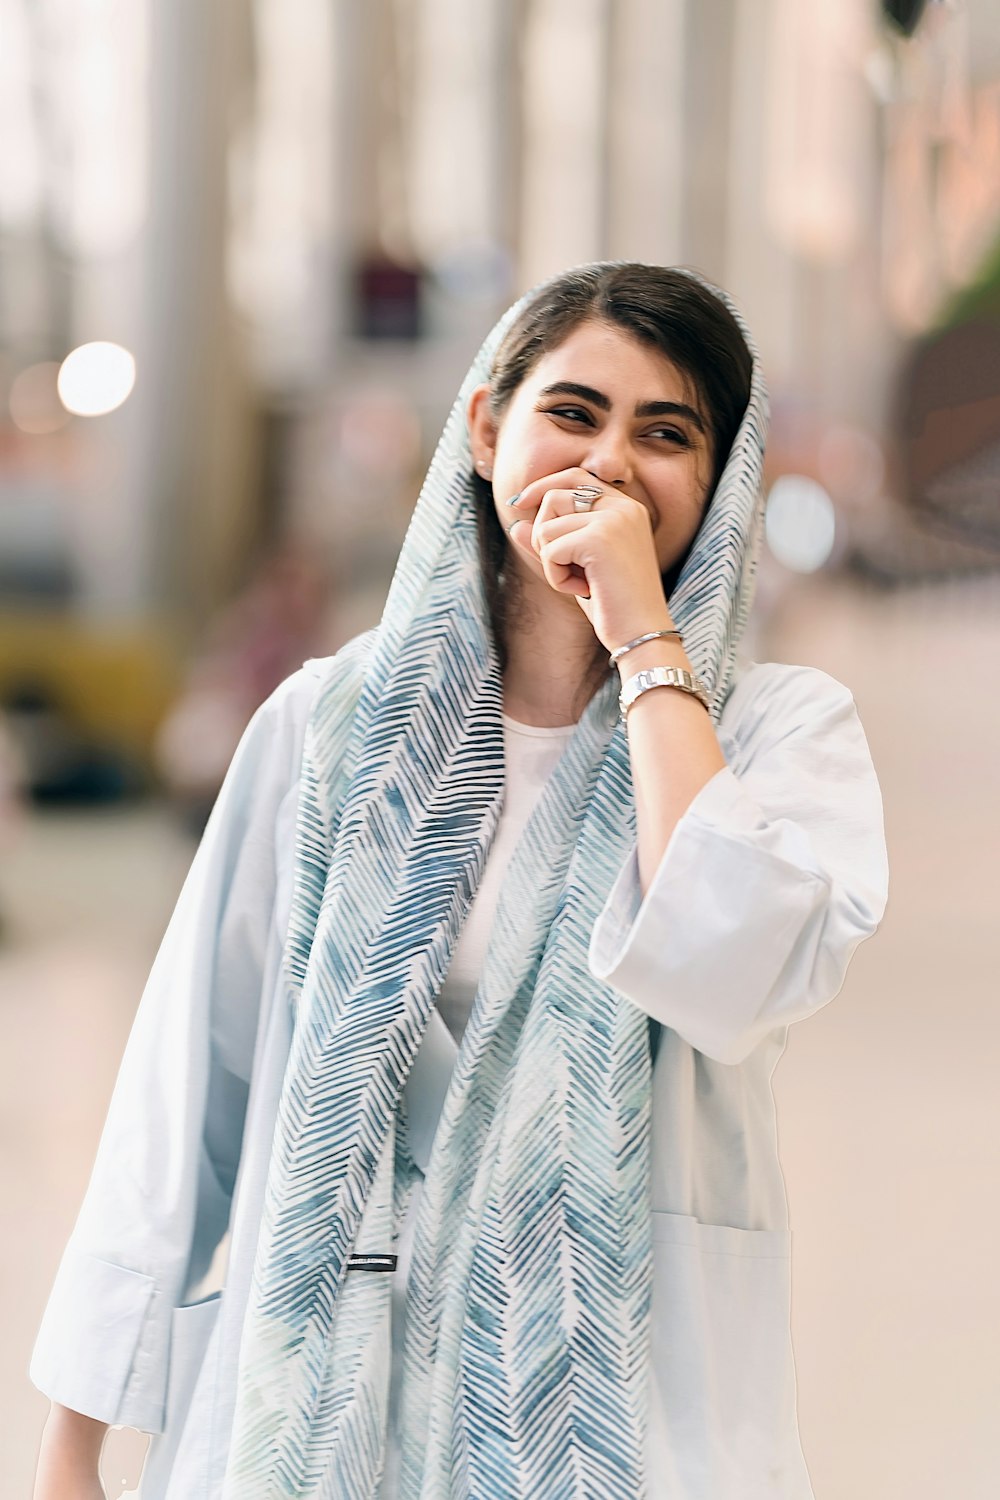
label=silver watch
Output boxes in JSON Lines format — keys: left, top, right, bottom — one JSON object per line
{"left": 619, "top": 665, "right": 711, "bottom": 717}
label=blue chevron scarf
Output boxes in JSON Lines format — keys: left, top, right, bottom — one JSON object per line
{"left": 222, "top": 265, "right": 767, "bottom": 1498}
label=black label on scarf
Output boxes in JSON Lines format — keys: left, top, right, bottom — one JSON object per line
{"left": 346, "top": 1253, "right": 398, "bottom": 1273}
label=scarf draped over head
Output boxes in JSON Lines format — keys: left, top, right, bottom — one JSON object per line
{"left": 222, "top": 265, "right": 768, "bottom": 1499}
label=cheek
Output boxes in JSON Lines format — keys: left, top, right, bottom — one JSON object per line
{"left": 652, "top": 467, "right": 711, "bottom": 568}
{"left": 495, "top": 424, "right": 572, "bottom": 484}
{"left": 667, "top": 460, "right": 711, "bottom": 528}
{"left": 689, "top": 441, "right": 714, "bottom": 502}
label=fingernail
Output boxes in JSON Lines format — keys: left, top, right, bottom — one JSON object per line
{"left": 505, "top": 492, "right": 522, "bottom": 507}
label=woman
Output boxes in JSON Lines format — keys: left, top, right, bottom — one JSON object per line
{"left": 31, "top": 263, "right": 888, "bottom": 1500}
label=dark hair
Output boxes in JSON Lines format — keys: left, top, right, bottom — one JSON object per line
{"left": 473, "top": 263, "right": 753, "bottom": 718}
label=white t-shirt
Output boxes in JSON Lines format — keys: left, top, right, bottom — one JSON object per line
{"left": 434, "top": 713, "right": 577, "bottom": 1045}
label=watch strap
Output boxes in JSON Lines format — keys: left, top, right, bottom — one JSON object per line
{"left": 618, "top": 665, "right": 711, "bottom": 716}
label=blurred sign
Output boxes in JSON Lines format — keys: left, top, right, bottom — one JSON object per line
{"left": 354, "top": 255, "right": 424, "bottom": 340}
{"left": 896, "top": 318, "right": 1000, "bottom": 550}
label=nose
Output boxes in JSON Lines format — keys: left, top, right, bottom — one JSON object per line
{"left": 582, "top": 424, "right": 633, "bottom": 489}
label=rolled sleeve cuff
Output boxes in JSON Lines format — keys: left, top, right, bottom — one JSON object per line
{"left": 30, "top": 1251, "right": 168, "bottom": 1433}
{"left": 588, "top": 767, "right": 829, "bottom": 1065}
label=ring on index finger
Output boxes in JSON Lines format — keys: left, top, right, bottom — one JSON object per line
{"left": 571, "top": 484, "right": 604, "bottom": 511}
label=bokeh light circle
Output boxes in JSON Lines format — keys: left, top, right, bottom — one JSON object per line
{"left": 764, "top": 474, "right": 837, "bottom": 573}
{"left": 57, "top": 342, "right": 136, "bottom": 417}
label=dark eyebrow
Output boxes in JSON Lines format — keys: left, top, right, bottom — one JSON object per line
{"left": 538, "top": 381, "right": 706, "bottom": 435}
{"left": 539, "top": 381, "right": 612, "bottom": 411}
{"left": 635, "top": 399, "right": 707, "bottom": 435}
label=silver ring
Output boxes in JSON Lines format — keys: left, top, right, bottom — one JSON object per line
{"left": 571, "top": 484, "right": 603, "bottom": 511}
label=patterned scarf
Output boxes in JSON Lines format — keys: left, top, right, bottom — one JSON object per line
{"left": 222, "top": 265, "right": 767, "bottom": 1498}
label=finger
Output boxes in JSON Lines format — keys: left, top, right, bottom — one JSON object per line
{"left": 537, "top": 528, "right": 601, "bottom": 580}
{"left": 536, "top": 527, "right": 597, "bottom": 595}
{"left": 515, "top": 485, "right": 574, "bottom": 521}
{"left": 530, "top": 512, "right": 594, "bottom": 550}
{"left": 508, "top": 506, "right": 597, "bottom": 601}
{"left": 505, "top": 515, "right": 533, "bottom": 550}
{"left": 538, "top": 547, "right": 589, "bottom": 596}
{"left": 508, "top": 469, "right": 603, "bottom": 510}
{"left": 530, "top": 525, "right": 587, "bottom": 594}
{"left": 508, "top": 513, "right": 590, "bottom": 596}
{"left": 505, "top": 491, "right": 575, "bottom": 552}
{"left": 527, "top": 487, "right": 606, "bottom": 543}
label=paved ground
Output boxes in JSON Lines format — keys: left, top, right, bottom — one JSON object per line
{"left": 3, "top": 573, "right": 997, "bottom": 1498}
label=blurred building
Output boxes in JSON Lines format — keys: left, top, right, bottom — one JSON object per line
{"left": 1, "top": 0, "right": 998, "bottom": 794}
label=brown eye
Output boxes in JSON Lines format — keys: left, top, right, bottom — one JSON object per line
{"left": 547, "top": 405, "right": 594, "bottom": 425}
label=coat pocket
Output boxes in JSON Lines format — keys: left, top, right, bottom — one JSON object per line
{"left": 646, "top": 1212, "right": 812, "bottom": 1500}
{"left": 139, "top": 1294, "right": 223, "bottom": 1499}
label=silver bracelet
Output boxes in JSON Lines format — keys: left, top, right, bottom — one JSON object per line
{"left": 619, "top": 666, "right": 711, "bottom": 719}
{"left": 608, "top": 628, "right": 683, "bottom": 666}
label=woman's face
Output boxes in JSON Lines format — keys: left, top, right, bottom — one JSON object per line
{"left": 468, "top": 318, "right": 717, "bottom": 580}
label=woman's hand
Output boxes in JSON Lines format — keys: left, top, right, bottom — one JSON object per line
{"left": 506, "top": 467, "right": 675, "bottom": 653}
{"left": 506, "top": 465, "right": 727, "bottom": 899}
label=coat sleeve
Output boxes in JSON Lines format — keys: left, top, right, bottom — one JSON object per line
{"left": 28, "top": 662, "right": 326, "bottom": 1432}
{"left": 588, "top": 661, "right": 889, "bottom": 1066}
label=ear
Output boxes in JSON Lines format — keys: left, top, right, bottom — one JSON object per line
{"left": 467, "top": 383, "right": 498, "bottom": 472}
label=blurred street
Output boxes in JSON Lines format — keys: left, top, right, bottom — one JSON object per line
{"left": 4, "top": 571, "right": 999, "bottom": 1498}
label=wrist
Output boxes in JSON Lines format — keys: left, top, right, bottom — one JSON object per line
{"left": 614, "top": 635, "right": 691, "bottom": 678}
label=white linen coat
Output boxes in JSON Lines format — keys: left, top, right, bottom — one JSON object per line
{"left": 31, "top": 647, "right": 888, "bottom": 1499}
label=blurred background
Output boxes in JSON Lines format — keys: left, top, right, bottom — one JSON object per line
{"left": 1, "top": 0, "right": 998, "bottom": 1495}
